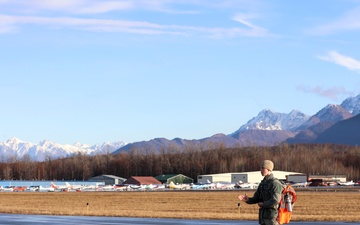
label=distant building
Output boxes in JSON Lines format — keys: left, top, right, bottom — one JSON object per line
{"left": 88, "top": 174, "right": 126, "bottom": 185}
{"left": 308, "top": 174, "right": 346, "bottom": 183}
{"left": 155, "top": 174, "right": 194, "bottom": 184}
{"left": 123, "top": 176, "right": 161, "bottom": 186}
{"left": 286, "top": 174, "right": 308, "bottom": 183}
{"left": 197, "top": 171, "right": 303, "bottom": 183}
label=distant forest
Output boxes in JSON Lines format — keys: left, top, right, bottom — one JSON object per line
{"left": 0, "top": 144, "right": 359, "bottom": 182}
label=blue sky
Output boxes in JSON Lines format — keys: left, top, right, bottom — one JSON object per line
{"left": 1, "top": 0, "right": 360, "bottom": 145}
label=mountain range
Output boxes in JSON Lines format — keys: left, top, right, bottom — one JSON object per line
{"left": 2, "top": 95, "right": 360, "bottom": 161}
{"left": 0, "top": 138, "right": 126, "bottom": 161}
{"left": 114, "top": 94, "right": 360, "bottom": 153}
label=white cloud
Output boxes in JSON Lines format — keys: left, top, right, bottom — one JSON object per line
{"left": 297, "top": 85, "right": 353, "bottom": 100}
{"left": 309, "top": 6, "right": 360, "bottom": 35}
{"left": 0, "top": 0, "right": 133, "bottom": 14}
{"left": 0, "top": 0, "right": 272, "bottom": 37}
{"left": 0, "top": 14, "right": 272, "bottom": 38}
{"left": 77, "top": 2, "right": 134, "bottom": 14}
{"left": 232, "top": 13, "right": 269, "bottom": 37}
{"left": 233, "top": 13, "right": 259, "bottom": 29}
{"left": 318, "top": 51, "right": 360, "bottom": 73}
{"left": 1, "top": 0, "right": 262, "bottom": 15}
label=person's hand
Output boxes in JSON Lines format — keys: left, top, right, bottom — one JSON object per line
{"left": 237, "top": 193, "right": 248, "bottom": 202}
{"left": 258, "top": 202, "right": 263, "bottom": 208}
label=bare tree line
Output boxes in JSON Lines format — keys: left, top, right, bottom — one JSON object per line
{"left": 0, "top": 144, "right": 359, "bottom": 181}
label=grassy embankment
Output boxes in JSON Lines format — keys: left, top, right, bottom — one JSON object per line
{"left": 0, "top": 189, "right": 359, "bottom": 222}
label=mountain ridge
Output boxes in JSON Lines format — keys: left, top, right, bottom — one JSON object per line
{"left": 0, "top": 137, "right": 126, "bottom": 161}
{"left": 3, "top": 94, "right": 360, "bottom": 160}
{"left": 115, "top": 94, "right": 360, "bottom": 153}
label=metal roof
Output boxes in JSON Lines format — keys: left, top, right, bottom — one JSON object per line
{"left": 90, "top": 174, "right": 126, "bottom": 180}
{"left": 123, "top": 176, "right": 161, "bottom": 185}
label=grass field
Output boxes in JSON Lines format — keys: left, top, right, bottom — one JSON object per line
{"left": 0, "top": 189, "right": 359, "bottom": 222}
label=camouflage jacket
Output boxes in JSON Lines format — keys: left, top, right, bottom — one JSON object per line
{"left": 246, "top": 173, "right": 283, "bottom": 224}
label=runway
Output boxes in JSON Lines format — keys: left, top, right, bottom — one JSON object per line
{"left": 0, "top": 214, "right": 358, "bottom": 225}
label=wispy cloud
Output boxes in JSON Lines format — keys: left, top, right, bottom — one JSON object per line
{"left": 0, "top": 0, "right": 272, "bottom": 37}
{"left": 2, "top": 0, "right": 134, "bottom": 14}
{"left": 308, "top": 6, "right": 360, "bottom": 35}
{"left": 297, "top": 85, "right": 354, "bottom": 100}
{"left": 318, "top": 51, "right": 360, "bottom": 73}
{"left": 233, "top": 13, "right": 260, "bottom": 29}
{"left": 0, "top": 14, "right": 272, "bottom": 38}
{"left": 1, "top": 0, "right": 256, "bottom": 15}
{"left": 232, "top": 13, "right": 270, "bottom": 37}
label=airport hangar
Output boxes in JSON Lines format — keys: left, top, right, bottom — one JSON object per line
{"left": 88, "top": 174, "right": 126, "bottom": 185}
{"left": 197, "top": 171, "right": 303, "bottom": 184}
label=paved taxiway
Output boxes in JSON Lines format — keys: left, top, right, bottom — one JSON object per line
{"left": 0, "top": 214, "right": 358, "bottom": 225}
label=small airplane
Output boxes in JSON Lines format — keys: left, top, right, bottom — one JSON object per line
{"left": 290, "top": 182, "right": 311, "bottom": 188}
{"left": 153, "top": 184, "right": 166, "bottom": 190}
{"left": 13, "top": 186, "right": 27, "bottom": 192}
{"left": 113, "top": 184, "right": 128, "bottom": 191}
{"left": 26, "top": 186, "right": 40, "bottom": 192}
{"left": 80, "top": 184, "right": 96, "bottom": 191}
{"left": 144, "top": 184, "right": 156, "bottom": 190}
{"left": 191, "top": 180, "right": 216, "bottom": 190}
{"left": 128, "top": 184, "right": 143, "bottom": 190}
{"left": 214, "top": 182, "right": 236, "bottom": 189}
{"left": 51, "top": 182, "right": 71, "bottom": 191}
{"left": 169, "top": 181, "right": 190, "bottom": 190}
{"left": 97, "top": 185, "right": 115, "bottom": 191}
{"left": 191, "top": 183, "right": 210, "bottom": 190}
{"left": 39, "top": 185, "right": 55, "bottom": 192}
{"left": 237, "top": 182, "right": 259, "bottom": 189}
{"left": 2, "top": 186, "right": 15, "bottom": 192}
{"left": 337, "top": 180, "right": 355, "bottom": 186}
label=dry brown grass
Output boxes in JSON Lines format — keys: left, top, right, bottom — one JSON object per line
{"left": 0, "top": 190, "right": 359, "bottom": 222}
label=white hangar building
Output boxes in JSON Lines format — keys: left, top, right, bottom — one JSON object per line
{"left": 197, "top": 171, "right": 303, "bottom": 184}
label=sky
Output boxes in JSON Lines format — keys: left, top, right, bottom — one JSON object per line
{"left": 1, "top": 0, "right": 360, "bottom": 145}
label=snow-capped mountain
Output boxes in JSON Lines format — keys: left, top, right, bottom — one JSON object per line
{"left": 340, "top": 95, "right": 360, "bottom": 115}
{"left": 4, "top": 94, "right": 360, "bottom": 160}
{"left": 296, "top": 104, "right": 353, "bottom": 131}
{"left": 0, "top": 137, "right": 126, "bottom": 161}
{"left": 118, "top": 94, "right": 360, "bottom": 152}
{"left": 232, "top": 109, "right": 310, "bottom": 133}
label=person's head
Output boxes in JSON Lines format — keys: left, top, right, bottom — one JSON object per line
{"left": 260, "top": 160, "right": 274, "bottom": 176}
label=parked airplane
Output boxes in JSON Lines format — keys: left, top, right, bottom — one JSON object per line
{"left": 215, "top": 182, "right": 236, "bottom": 189}
{"left": 97, "top": 184, "right": 115, "bottom": 191}
{"left": 338, "top": 180, "right": 355, "bottom": 186}
{"left": 26, "top": 186, "right": 39, "bottom": 192}
{"left": 153, "top": 184, "right": 166, "bottom": 190}
{"left": 51, "top": 182, "right": 71, "bottom": 191}
{"left": 113, "top": 184, "right": 128, "bottom": 191}
{"left": 169, "top": 181, "right": 190, "bottom": 190}
{"left": 39, "top": 186, "right": 55, "bottom": 192}
{"left": 144, "top": 184, "right": 156, "bottom": 190}
{"left": 2, "top": 186, "right": 15, "bottom": 192}
{"left": 191, "top": 183, "right": 209, "bottom": 190}
{"left": 13, "top": 186, "right": 27, "bottom": 192}
{"left": 237, "top": 182, "right": 259, "bottom": 189}
{"left": 128, "top": 184, "right": 143, "bottom": 190}
{"left": 290, "top": 182, "right": 311, "bottom": 188}
{"left": 80, "top": 184, "right": 96, "bottom": 191}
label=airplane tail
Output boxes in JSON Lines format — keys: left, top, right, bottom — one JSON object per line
{"left": 65, "top": 182, "right": 73, "bottom": 189}
{"left": 51, "top": 182, "right": 57, "bottom": 189}
{"left": 169, "top": 181, "right": 178, "bottom": 189}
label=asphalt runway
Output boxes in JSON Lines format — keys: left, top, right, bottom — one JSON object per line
{"left": 0, "top": 214, "right": 358, "bottom": 225}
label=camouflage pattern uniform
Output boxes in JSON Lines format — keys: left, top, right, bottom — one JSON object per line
{"left": 246, "top": 173, "right": 283, "bottom": 225}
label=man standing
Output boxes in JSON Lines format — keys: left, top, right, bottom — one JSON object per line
{"left": 237, "top": 160, "right": 283, "bottom": 225}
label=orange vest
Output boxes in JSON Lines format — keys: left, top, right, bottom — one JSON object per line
{"left": 278, "top": 185, "right": 297, "bottom": 224}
